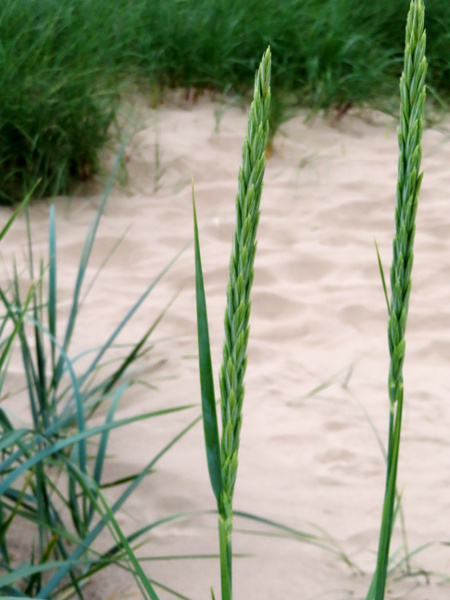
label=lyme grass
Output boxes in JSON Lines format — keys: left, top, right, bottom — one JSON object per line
{"left": 369, "top": 1, "right": 427, "bottom": 598}
{"left": 192, "top": 0, "right": 432, "bottom": 596}
{"left": 194, "top": 47, "right": 271, "bottom": 600}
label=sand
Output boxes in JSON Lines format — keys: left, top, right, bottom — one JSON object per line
{"left": 2, "top": 95, "right": 450, "bottom": 599}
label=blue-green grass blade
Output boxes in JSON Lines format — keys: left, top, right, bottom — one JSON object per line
{"left": 48, "top": 205, "right": 57, "bottom": 392}
{"left": 0, "top": 475, "right": 31, "bottom": 553}
{"left": 77, "top": 244, "right": 187, "bottom": 390}
{"left": 0, "top": 428, "right": 28, "bottom": 452}
{"left": 24, "top": 533, "right": 59, "bottom": 596}
{"left": 0, "top": 286, "right": 34, "bottom": 386}
{"left": 39, "top": 413, "right": 202, "bottom": 597}
{"left": 0, "top": 414, "right": 200, "bottom": 597}
{"left": 60, "top": 461, "right": 160, "bottom": 600}
{"left": 11, "top": 264, "right": 40, "bottom": 431}
{"left": 193, "top": 188, "right": 223, "bottom": 504}
{"left": 86, "top": 476, "right": 160, "bottom": 600}
{"left": 0, "top": 405, "right": 195, "bottom": 490}
{"left": 39, "top": 409, "right": 201, "bottom": 597}
{"left": 54, "top": 132, "right": 129, "bottom": 387}
{"left": 23, "top": 319, "right": 87, "bottom": 478}
{"left": 87, "top": 383, "right": 126, "bottom": 525}
{"left": 80, "top": 225, "right": 132, "bottom": 309}
{"left": 102, "top": 295, "right": 178, "bottom": 396}
{"left": 0, "top": 559, "right": 82, "bottom": 589}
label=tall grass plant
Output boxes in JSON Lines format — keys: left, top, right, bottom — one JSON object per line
{"left": 370, "top": 1, "right": 427, "bottom": 598}
{"left": 194, "top": 48, "right": 271, "bottom": 600}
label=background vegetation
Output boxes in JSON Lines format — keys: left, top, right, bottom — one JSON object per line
{"left": 0, "top": 0, "right": 449, "bottom": 201}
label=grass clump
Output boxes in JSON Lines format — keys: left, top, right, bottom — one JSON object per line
{"left": 0, "top": 0, "right": 119, "bottom": 203}
{"left": 0, "top": 150, "right": 195, "bottom": 599}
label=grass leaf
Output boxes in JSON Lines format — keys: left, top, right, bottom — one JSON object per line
{"left": 193, "top": 187, "right": 223, "bottom": 504}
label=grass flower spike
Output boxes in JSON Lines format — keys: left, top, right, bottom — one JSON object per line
{"left": 193, "top": 47, "right": 271, "bottom": 600}
{"left": 219, "top": 47, "right": 271, "bottom": 525}
{"left": 372, "top": 1, "right": 427, "bottom": 598}
{"left": 388, "top": 0, "right": 426, "bottom": 412}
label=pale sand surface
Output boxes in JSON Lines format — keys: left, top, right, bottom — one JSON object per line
{"left": 2, "top": 96, "right": 450, "bottom": 599}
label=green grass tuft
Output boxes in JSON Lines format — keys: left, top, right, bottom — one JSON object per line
{"left": 1, "top": 0, "right": 450, "bottom": 201}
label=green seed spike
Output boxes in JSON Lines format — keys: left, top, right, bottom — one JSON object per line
{"left": 194, "top": 47, "right": 271, "bottom": 600}
{"left": 372, "top": 1, "right": 427, "bottom": 598}
{"left": 219, "top": 47, "right": 271, "bottom": 520}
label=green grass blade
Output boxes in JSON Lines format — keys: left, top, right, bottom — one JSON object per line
{"left": 151, "top": 578, "right": 196, "bottom": 600}
{"left": 100, "top": 512, "right": 204, "bottom": 559}
{"left": 234, "top": 510, "right": 354, "bottom": 566}
{"left": 375, "top": 239, "right": 390, "bottom": 316}
{"left": 32, "top": 262, "right": 49, "bottom": 428}
{"left": 218, "top": 516, "right": 232, "bottom": 600}
{"left": 193, "top": 188, "right": 223, "bottom": 505}
{"left": 0, "top": 189, "right": 32, "bottom": 243}
{"left": 67, "top": 449, "right": 85, "bottom": 538}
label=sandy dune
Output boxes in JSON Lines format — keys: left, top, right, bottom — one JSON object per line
{"left": 2, "top": 95, "right": 450, "bottom": 599}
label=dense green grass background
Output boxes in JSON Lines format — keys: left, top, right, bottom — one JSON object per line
{"left": 1, "top": 0, "right": 449, "bottom": 201}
